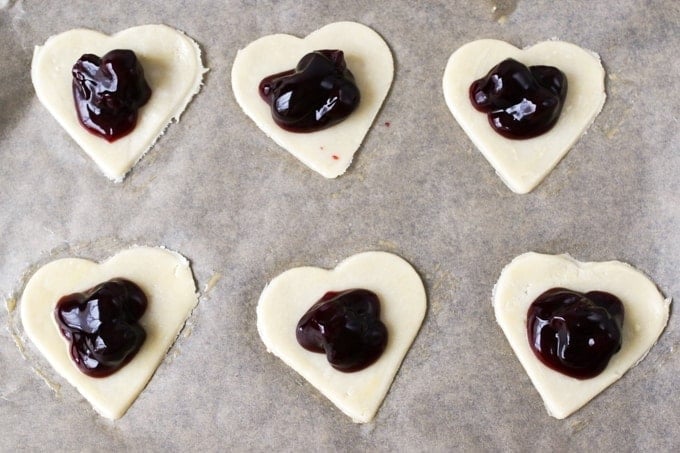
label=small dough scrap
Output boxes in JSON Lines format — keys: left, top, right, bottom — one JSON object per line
{"left": 232, "top": 22, "right": 394, "bottom": 178}
{"left": 443, "top": 39, "right": 606, "bottom": 193}
{"left": 257, "top": 251, "right": 426, "bottom": 423}
{"left": 493, "top": 252, "right": 670, "bottom": 419}
{"left": 32, "top": 25, "right": 207, "bottom": 182}
{"left": 20, "top": 246, "right": 199, "bottom": 419}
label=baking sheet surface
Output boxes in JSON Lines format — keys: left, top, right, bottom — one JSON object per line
{"left": 1, "top": 0, "right": 678, "bottom": 450}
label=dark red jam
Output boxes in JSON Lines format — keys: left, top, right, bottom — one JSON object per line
{"left": 72, "top": 49, "right": 152, "bottom": 142}
{"left": 296, "top": 289, "right": 387, "bottom": 372}
{"left": 527, "top": 287, "right": 624, "bottom": 379}
{"left": 55, "top": 278, "right": 147, "bottom": 378}
{"left": 259, "top": 50, "right": 360, "bottom": 132}
{"left": 469, "top": 58, "right": 567, "bottom": 139}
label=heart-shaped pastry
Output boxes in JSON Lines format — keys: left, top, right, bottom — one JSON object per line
{"left": 32, "top": 25, "right": 207, "bottom": 182}
{"left": 232, "top": 22, "right": 394, "bottom": 178}
{"left": 256, "top": 251, "right": 426, "bottom": 422}
{"left": 493, "top": 252, "right": 670, "bottom": 419}
{"left": 20, "top": 246, "right": 198, "bottom": 419}
{"left": 443, "top": 40, "right": 606, "bottom": 193}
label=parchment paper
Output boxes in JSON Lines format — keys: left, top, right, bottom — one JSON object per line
{"left": 1, "top": 0, "right": 678, "bottom": 450}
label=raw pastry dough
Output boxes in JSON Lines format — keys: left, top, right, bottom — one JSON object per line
{"left": 20, "top": 246, "right": 198, "bottom": 419}
{"left": 32, "top": 25, "right": 207, "bottom": 182}
{"left": 256, "top": 251, "right": 426, "bottom": 423}
{"left": 232, "top": 22, "right": 393, "bottom": 178}
{"left": 493, "top": 252, "right": 670, "bottom": 419}
{"left": 443, "top": 40, "right": 606, "bottom": 193}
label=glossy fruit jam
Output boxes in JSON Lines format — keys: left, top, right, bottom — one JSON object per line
{"left": 55, "top": 278, "right": 147, "bottom": 377}
{"left": 469, "top": 58, "right": 567, "bottom": 139}
{"left": 72, "top": 49, "right": 152, "bottom": 142}
{"left": 259, "top": 50, "right": 360, "bottom": 132}
{"left": 296, "top": 289, "right": 387, "bottom": 372}
{"left": 527, "top": 287, "right": 624, "bottom": 379}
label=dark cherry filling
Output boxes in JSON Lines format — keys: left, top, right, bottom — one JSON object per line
{"left": 527, "top": 287, "right": 624, "bottom": 379}
{"left": 259, "top": 50, "right": 360, "bottom": 132}
{"left": 55, "top": 278, "right": 148, "bottom": 378}
{"left": 72, "top": 49, "right": 152, "bottom": 142}
{"left": 296, "top": 289, "right": 387, "bottom": 372}
{"left": 469, "top": 58, "right": 567, "bottom": 139}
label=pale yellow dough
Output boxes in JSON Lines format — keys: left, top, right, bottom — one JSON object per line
{"left": 443, "top": 40, "right": 606, "bottom": 194}
{"left": 232, "top": 22, "right": 394, "bottom": 178}
{"left": 20, "top": 246, "right": 198, "bottom": 419}
{"left": 32, "top": 25, "right": 207, "bottom": 182}
{"left": 493, "top": 252, "right": 670, "bottom": 419}
{"left": 256, "top": 251, "right": 426, "bottom": 423}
